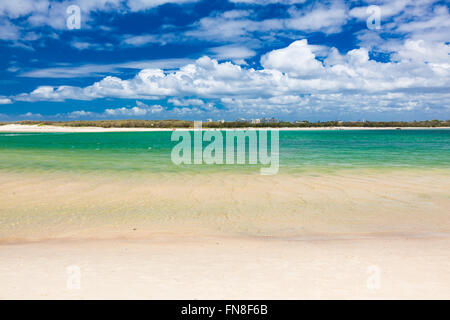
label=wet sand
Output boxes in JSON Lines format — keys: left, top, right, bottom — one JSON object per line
{"left": 1, "top": 124, "right": 448, "bottom": 133}
{"left": 1, "top": 170, "right": 450, "bottom": 241}
{"left": 1, "top": 170, "right": 449, "bottom": 299}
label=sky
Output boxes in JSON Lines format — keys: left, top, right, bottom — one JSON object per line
{"left": 0, "top": 0, "right": 449, "bottom": 121}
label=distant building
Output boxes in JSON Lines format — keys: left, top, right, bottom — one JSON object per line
{"left": 217, "top": 119, "right": 225, "bottom": 124}
{"left": 236, "top": 118, "right": 248, "bottom": 123}
{"left": 261, "top": 117, "right": 278, "bottom": 124}
{"left": 206, "top": 119, "right": 213, "bottom": 122}
{"left": 251, "top": 119, "right": 261, "bottom": 124}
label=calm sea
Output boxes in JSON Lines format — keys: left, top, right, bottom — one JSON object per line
{"left": 0, "top": 130, "right": 449, "bottom": 174}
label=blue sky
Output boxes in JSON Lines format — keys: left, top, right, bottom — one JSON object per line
{"left": 0, "top": 0, "right": 449, "bottom": 121}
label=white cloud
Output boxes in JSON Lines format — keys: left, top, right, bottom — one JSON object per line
{"left": 71, "top": 41, "right": 114, "bottom": 51}
{"left": 393, "top": 39, "right": 450, "bottom": 64}
{"left": 0, "top": 19, "right": 21, "bottom": 41}
{"left": 286, "top": 2, "right": 349, "bottom": 34}
{"left": 104, "top": 103, "right": 164, "bottom": 116}
{"left": 2, "top": 0, "right": 450, "bottom": 119}
{"left": 0, "top": 98, "right": 13, "bottom": 105}
{"left": 349, "top": 0, "right": 414, "bottom": 20}
{"left": 353, "top": 1, "right": 449, "bottom": 50}
{"left": 121, "top": 34, "right": 161, "bottom": 46}
{"left": 186, "top": 13, "right": 259, "bottom": 42}
{"left": 260, "top": 39, "right": 324, "bottom": 76}
{"left": 209, "top": 45, "right": 256, "bottom": 64}
{"left": 0, "top": 0, "right": 195, "bottom": 20}
{"left": 19, "top": 58, "right": 195, "bottom": 78}
{"left": 126, "top": 0, "right": 198, "bottom": 12}
{"left": 13, "top": 38, "right": 450, "bottom": 118}
{"left": 168, "top": 98, "right": 205, "bottom": 106}
{"left": 0, "top": 0, "right": 50, "bottom": 19}
{"left": 67, "top": 110, "right": 95, "bottom": 118}
{"left": 396, "top": 5, "right": 450, "bottom": 42}
{"left": 21, "top": 112, "right": 43, "bottom": 118}
{"left": 0, "top": 0, "right": 198, "bottom": 32}
{"left": 230, "top": 0, "right": 306, "bottom": 4}
{"left": 62, "top": 100, "right": 221, "bottom": 120}
{"left": 186, "top": 4, "right": 350, "bottom": 44}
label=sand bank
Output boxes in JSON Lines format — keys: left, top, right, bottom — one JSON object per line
{"left": 1, "top": 236, "right": 449, "bottom": 299}
{"left": 0, "top": 124, "right": 449, "bottom": 133}
{"left": 1, "top": 170, "right": 450, "bottom": 242}
{"left": 1, "top": 170, "right": 449, "bottom": 299}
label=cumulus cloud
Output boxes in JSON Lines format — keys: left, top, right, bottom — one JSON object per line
{"left": 261, "top": 40, "right": 324, "bottom": 76}
{"left": 104, "top": 101, "right": 163, "bottom": 116}
{"left": 0, "top": 98, "right": 13, "bottom": 105}
{"left": 392, "top": 39, "right": 450, "bottom": 64}
{"left": 12, "top": 38, "right": 450, "bottom": 118}
{"left": 63, "top": 100, "right": 219, "bottom": 120}
{"left": 168, "top": 98, "right": 205, "bottom": 106}
{"left": 1, "top": 0, "right": 449, "bottom": 120}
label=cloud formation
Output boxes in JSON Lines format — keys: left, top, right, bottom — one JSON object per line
{"left": 12, "top": 38, "right": 450, "bottom": 117}
{"left": 0, "top": 98, "right": 13, "bottom": 105}
{"left": 1, "top": 0, "right": 449, "bottom": 120}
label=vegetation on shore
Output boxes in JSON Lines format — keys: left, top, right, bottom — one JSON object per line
{"left": 2, "top": 119, "right": 450, "bottom": 128}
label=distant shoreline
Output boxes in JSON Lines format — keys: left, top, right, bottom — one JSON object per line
{"left": 1, "top": 124, "right": 450, "bottom": 133}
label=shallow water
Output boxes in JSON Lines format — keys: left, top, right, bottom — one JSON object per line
{"left": 1, "top": 130, "right": 449, "bottom": 242}
{"left": 0, "top": 130, "right": 449, "bottom": 175}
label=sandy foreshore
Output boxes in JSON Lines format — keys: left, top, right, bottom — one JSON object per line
{"left": 1, "top": 235, "right": 449, "bottom": 300}
{"left": 2, "top": 170, "right": 450, "bottom": 242}
{"left": 1, "top": 170, "right": 449, "bottom": 299}
{"left": 1, "top": 123, "right": 449, "bottom": 133}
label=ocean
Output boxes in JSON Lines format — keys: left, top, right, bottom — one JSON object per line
{"left": 0, "top": 129, "right": 449, "bottom": 174}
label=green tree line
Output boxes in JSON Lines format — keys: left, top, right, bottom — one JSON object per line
{"left": 3, "top": 119, "right": 450, "bottom": 128}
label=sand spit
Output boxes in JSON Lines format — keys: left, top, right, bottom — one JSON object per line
{"left": 1, "top": 124, "right": 449, "bottom": 133}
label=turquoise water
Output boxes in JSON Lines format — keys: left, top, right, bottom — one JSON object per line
{"left": 0, "top": 130, "right": 449, "bottom": 174}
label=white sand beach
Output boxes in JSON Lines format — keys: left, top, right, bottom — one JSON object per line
{"left": 1, "top": 171, "right": 449, "bottom": 299}
{"left": 2, "top": 0, "right": 449, "bottom": 303}
{"left": 1, "top": 236, "right": 449, "bottom": 300}
{"left": 0, "top": 124, "right": 448, "bottom": 133}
